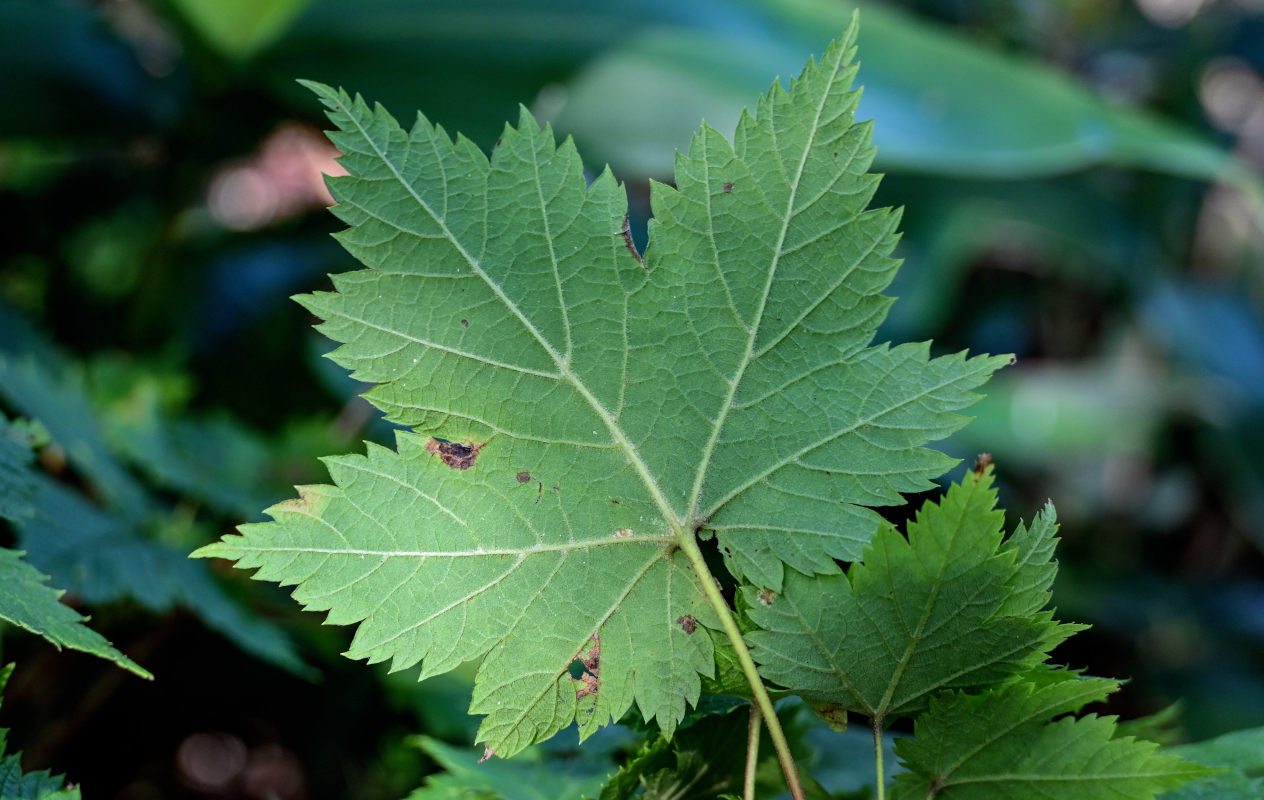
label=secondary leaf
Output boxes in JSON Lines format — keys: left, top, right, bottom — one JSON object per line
{"left": 743, "top": 469, "right": 1075, "bottom": 723}
{"left": 890, "top": 678, "right": 1214, "bottom": 799}
{"left": 0, "top": 664, "right": 81, "bottom": 800}
{"left": 18, "top": 475, "right": 310, "bottom": 678}
{"left": 0, "top": 413, "right": 150, "bottom": 678}
{"left": 0, "top": 548, "right": 152, "bottom": 679}
{"left": 1159, "top": 726, "right": 1264, "bottom": 799}
{"left": 196, "top": 19, "right": 1007, "bottom": 756}
{"left": 402, "top": 736, "right": 608, "bottom": 800}
{"left": 0, "top": 414, "right": 39, "bottom": 523}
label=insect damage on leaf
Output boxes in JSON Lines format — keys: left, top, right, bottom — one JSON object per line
{"left": 618, "top": 215, "right": 642, "bottom": 264}
{"left": 572, "top": 635, "right": 601, "bottom": 700}
{"left": 425, "top": 437, "right": 488, "bottom": 470}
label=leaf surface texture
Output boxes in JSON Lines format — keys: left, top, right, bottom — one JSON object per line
{"left": 197, "top": 24, "right": 1008, "bottom": 755}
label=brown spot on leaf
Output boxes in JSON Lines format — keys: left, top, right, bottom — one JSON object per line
{"left": 613, "top": 528, "right": 634, "bottom": 538}
{"left": 676, "top": 614, "right": 697, "bottom": 634}
{"left": 722, "top": 181, "right": 733, "bottom": 193}
{"left": 809, "top": 701, "right": 849, "bottom": 731}
{"left": 972, "top": 453, "right": 993, "bottom": 475}
{"left": 460, "top": 319, "right": 469, "bottom": 328}
{"left": 618, "top": 215, "right": 643, "bottom": 265}
{"left": 274, "top": 485, "right": 322, "bottom": 515}
{"left": 515, "top": 471, "right": 531, "bottom": 484}
{"left": 424, "top": 437, "right": 489, "bottom": 470}
{"left": 757, "top": 588, "right": 776, "bottom": 607}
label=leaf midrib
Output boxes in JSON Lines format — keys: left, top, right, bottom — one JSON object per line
{"left": 685, "top": 45, "right": 849, "bottom": 525}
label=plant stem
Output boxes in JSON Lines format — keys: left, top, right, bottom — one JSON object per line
{"left": 676, "top": 534, "right": 806, "bottom": 800}
{"left": 745, "top": 703, "right": 762, "bottom": 800}
{"left": 873, "top": 718, "right": 886, "bottom": 800}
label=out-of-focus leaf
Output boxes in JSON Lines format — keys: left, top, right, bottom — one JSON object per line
{"left": 553, "top": 0, "right": 1248, "bottom": 188}
{"left": 1160, "top": 727, "right": 1264, "bottom": 799}
{"left": 0, "top": 548, "right": 152, "bottom": 679}
{"left": 89, "top": 359, "right": 280, "bottom": 520}
{"left": 402, "top": 736, "right": 609, "bottom": 800}
{"left": 167, "top": 0, "right": 314, "bottom": 60}
{"left": 0, "top": 351, "right": 148, "bottom": 512}
{"left": 16, "top": 474, "right": 311, "bottom": 678}
{"left": 1141, "top": 280, "right": 1264, "bottom": 405}
{"left": 961, "top": 332, "right": 1169, "bottom": 465}
{"left": 259, "top": 0, "right": 771, "bottom": 146}
{"left": 0, "top": 414, "right": 38, "bottom": 523}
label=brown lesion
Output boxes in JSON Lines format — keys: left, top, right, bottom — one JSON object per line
{"left": 572, "top": 634, "right": 601, "bottom": 700}
{"left": 972, "top": 452, "right": 993, "bottom": 475}
{"left": 618, "top": 215, "right": 643, "bottom": 265}
{"left": 424, "top": 436, "right": 492, "bottom": 470}
{"left": 676, "top": 614, "right": 697, "bottom": 635}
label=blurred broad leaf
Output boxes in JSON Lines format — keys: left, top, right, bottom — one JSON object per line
{"left": 0, "top": 310, "right": 310, "bottom": 677}
{"left": 553, "top": 0, "right": 1247, "bottom": 186}
{"left": 1160, "top": 727, "right": 1264, "bottom": 799}
{"left": 0, "top": 414, "right": 38, "bottom": 523}
{"left": 16, "top": 474, "right": 311, "bottom": 678}
{"left": 167, "top": 0, "right": 315, "bottom": 60}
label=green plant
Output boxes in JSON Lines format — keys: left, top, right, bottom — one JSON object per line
{"left": 192, "top": 16, "right": 1254, "bottom": 800}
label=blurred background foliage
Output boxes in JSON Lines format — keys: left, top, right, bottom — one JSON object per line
{"left": 1, "top": 0, "right": 1264, "bottom": 797}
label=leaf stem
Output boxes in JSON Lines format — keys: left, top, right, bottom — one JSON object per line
{"left": 744, "top": 703, "right": 761, "bottom": 800}
{"left": 873, "top": 718, "right": 886, "bottom": 800}
{"left": 676, "top": 534, "right": 805, "bottom": 800}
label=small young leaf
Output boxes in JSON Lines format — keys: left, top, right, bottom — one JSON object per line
{"left": 891, "top": 678, "right": 1215, "bottom": 799}
{"left": 744, "top": 469, "right": 1075, "bottom": 723}
{"left": 196, "top": 19, "right": 1008, "bottom": 756}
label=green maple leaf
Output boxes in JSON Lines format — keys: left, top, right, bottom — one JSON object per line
{"left": 890, "top": 677, "right": 1215, "bottom": 799}
{"left": 195, "top": 20, "right": 1008, "bottom": 756}
{"left": 743, "top": 469, "right": 1077, "bottom": 726}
